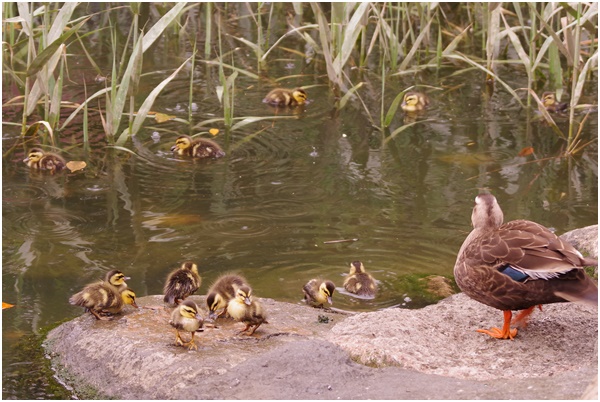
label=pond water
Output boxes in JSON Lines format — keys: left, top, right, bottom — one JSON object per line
{"left": 2, "top": 5, "right": 598, "bottom": 399}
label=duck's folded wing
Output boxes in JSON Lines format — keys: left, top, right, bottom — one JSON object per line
{"left": 480, "top": 220, "right": 597, "bottom": 280}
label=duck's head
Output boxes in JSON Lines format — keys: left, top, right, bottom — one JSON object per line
{"left": 320, "top": 281, "right": 336, "bottom": 305}
{"left": 206, "top": 292, "right": 225, "bottom": 320}
{"left": 541, "top": 92, "right": 557, "bottom": 108}
{"left": 171, "top": 135, "right": 193, "bottom": 152}
{"left": 105, "top": 270, "right": 130, "bottom": 287}
{"left": 181, "top": 261, "right": 199, "bottom": 275}
{"left": 23, "top": 148, "right": 45, "bottom": 164}
{"left": 401, "top": 92, "right": 428, "bottom": 111}
{"left": 179, "top": 300, "right": 202, "bottom": 321}
{"left": 234, "top": 285, "right": 253, "bottom": 306}
{"left": 349, "top": 261, "right": 365, "bottom": 275}
{"left": 291, "top": 88, "right": 308, "bottom": 104}
{"left": 121, "top": 289, "right": 139, "bottom": 308}
{"left": 472, "top": 194, "right": 504, "bottom": 230}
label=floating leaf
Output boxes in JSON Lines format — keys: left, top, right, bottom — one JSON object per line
{"left": 66, "top": 161, "right": 87, "bottom": 172}
{"left": 3, "top": 302, "right": 15, "bottom": 309}
{"left": 209, "top": 128, "right": 219, "bottom": 136}
{"left": 154, "top": 113, "right": 176, "bottom": 123}
{"left": 518, "top": 147, "right": 534, "bottom": 157}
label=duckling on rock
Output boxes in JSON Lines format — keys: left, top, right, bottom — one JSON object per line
{"left": 262, "top": 87, "right": 307, "bottom": 107}
{"left": 163, "top": 261, "right": 201, "bottom": 306}
{"left": 541, "top": 92, "right": 568, "bottom": 113}
{"left": 302, "top": 279, "right": 336, "bottom": 308}
{"left": 169, "top": 300, "right": 204, "bottom": 350}
{"left": 226, "top": 284, "right": 268, "bottom": 335}
{"left": 23, "top": 147, "right": 66, "bottom": 173}
{"left": 401, "top": 92, "right": 430, "bottom": 112}
{"left": 454, "top": 193, "right": 598, "bottom": 340}
{"left": 69, "top": 270, "right": 137, "bottom": 320}
{"left": 206, "top": 274, "right": 249, "bottom": 320}
{"left": 171, "top": 135, "right": 225, "bottom": 159}
{"left": 343, "top": 261, "right": 377, "bottom": 298}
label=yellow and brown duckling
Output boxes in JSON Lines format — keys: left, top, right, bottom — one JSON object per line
{"left": 343, "top": 261, "right": 377, "bottom": 298}
{"left": 206, "top": 274, "right": 249, "bottom": 320}
{"left": 541, "top": 92, "right": 568, "bottom": 113}
{"left": 171, "top": 135, "right": 225, "bottom": 159}
{"left": 23, "top": 147, "right": 66, "bottom": 173}
{"left": 263, "top": 87, "right": 308, "bottom": 107}
{"left": 401, "top": 92, "right": 430, "bottom": 112}
{"left": 169, "top": 300, "right": 204, "bottom": 350}
{"left": 226, "top": 284, "right": 268, "bottom": 335}
{"left": 69, "top": 270, "right": 137, "bottom": 320}
{"left": 163, "top": 261, "right": 201, "bottom": 306}
{"left": 302, "top": 279, "right": 336, "bottom": 308}
{"left": 454, "top": 193, "right": 598, "bottom": 340}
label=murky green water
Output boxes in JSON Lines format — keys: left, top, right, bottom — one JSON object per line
{"left": 2, "top": 5, "right": 598, "bottom": 399}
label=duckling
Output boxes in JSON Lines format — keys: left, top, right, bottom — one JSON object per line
{"left": 226, "top": 284, "right": 268, "bottom": 335}
{"left": 343, "top": 261, "right": 377, "bottom": 297}
{"left": 69, "top": 270, "right": 136, "bottom": 320}
{"left": 171, "top": 135, "right": 225, "bottom": 159}
{"left": 263, "top": 87, "right": 307, "bottom": 106}
{"left": 206, "top": 274, "right": 249, "bottom": 320}
{"left": 541, "top": 92, "right": 568, "bottom": 113}
{"left": 169, "top": 300, "right": 204, "bottom": 350}
{"left": 23, "top": 147, "right": 66, "bottom": 173}
{"left": 401, "top": 92, "right": 430, "bottom": 112}
{"left": 163, "top": 261, "right": 201, "bottom": 306}
{"left": 302, "top": 279, "right": 336, "bottom": 308}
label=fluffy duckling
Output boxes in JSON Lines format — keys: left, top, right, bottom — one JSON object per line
{"left": 401, "top": 92, "right": 430, "bottom": 112}
{"left": 169, "top": 300, "right": 204, "bottom": 350}
{"left": 69, "top": 270, "right": 136, "bottom": 320}
{"left": 206, "top": 274, "right": 249, "bottom": 320}
{"left": 163, "top": 261, "right": 201, "bottom": 306}
{"left": 171, "top": 135, "right": 225, "bottom": 159}
{"left": 302, "top": 279, "right": 336, "bottom": 308}
{"left": 541, "top": 92, "right": 568, "bottom": 113}
{"left": 263, "top": 87, "right": 307, "bottom": 106}
{"left": 23, "top": 147, "right": 66, "bottom": 173}
{"left": 343, "top": 261, "right": 377, "bottom": 297}
{"left": 226, "top": 284, "right": 268, "bottom": 335}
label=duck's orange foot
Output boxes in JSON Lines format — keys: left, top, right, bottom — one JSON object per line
{"left": 477, "top": 326, "right": 517, "bottom": 340}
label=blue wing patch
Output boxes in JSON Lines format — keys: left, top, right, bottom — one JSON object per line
{"left": 498, "top": 265, "right": 530, "bottom": 282}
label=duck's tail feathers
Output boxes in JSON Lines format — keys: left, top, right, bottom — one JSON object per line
{"left": 554, "top": 289, "right": 598, "bottom": 307}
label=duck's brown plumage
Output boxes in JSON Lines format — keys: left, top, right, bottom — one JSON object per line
{"left": 454, "top": 193, "right": 598, "bottom": 339}
{"left": 23, "top": 147, "right": 66, "bottom": 172}
{"left": 206, "top": 274, "right": 248, "bottom": 320}
{"left": 163, "top": 261, "right": 201, "bottom": 306}
{"left": 302, "top": 279, "right": 335, "bottom": 308}
{"left": 262, "top": 88, "right": 307, "bottom": 106}
{"left": 226, "top": 284, "right": 268, "bottom": 335}
{"left": 169, "top": 300, "right": 203, "bottom": 350}
{"left": 343, "top": 261, "right": 377, "bottom": 297}
{"left": 171, "top": 135, "right": 225, "bottom": 159}
{"left": 401, "top": 92, "right": 430, "bottom": 112}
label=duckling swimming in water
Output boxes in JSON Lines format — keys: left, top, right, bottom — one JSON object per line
{"left": 541, "top": 92, "right": 568, "bottom": 113}
{"left": 401, "top": 92, "right": 430, "bottom": 112}
{"left": 163, "top": 261, "right": 201, "bottom": 306}
{"left": 263, "top": 87, "right": 307, "bottom": 107}
{"left": 226, "top": 284, "right": 268, "bottom": 335}
{"left": 169, "top": 300, "right": 204, "bottom": 350}
{"left": 343, "top": 261, "right": 377, "bottom": 297}
{"left": 302, "top": 279, "right": 336, "bottom": 308}
{"left": 171, "top": 135, "right": 225, "bottom": 159}
{"left": 69, "top": 270, "right": 136, "bottom": 320}
{"left": 23, "top": 147, "right": 66, "bottom": 173}
{"left": 206, "top": 274, "right": 249, "bottom": 320}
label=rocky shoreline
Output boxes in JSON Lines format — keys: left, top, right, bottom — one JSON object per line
{"left": 43, "top": 225, "right": 598, "bottom": 399}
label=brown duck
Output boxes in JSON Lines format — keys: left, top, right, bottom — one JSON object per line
{"left": 541, "top": 92, "right": 568, "bottom": 113}
{"left": 454, "top": 193, "right": 597, "bottom": 340}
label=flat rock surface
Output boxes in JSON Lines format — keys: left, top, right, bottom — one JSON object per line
{"left": 45, "top": 294, "right": 597, "bottom": 399}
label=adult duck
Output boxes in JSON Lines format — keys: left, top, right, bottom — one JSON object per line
{"left": 454, "top": 193, "right": 597, "bottom": 340}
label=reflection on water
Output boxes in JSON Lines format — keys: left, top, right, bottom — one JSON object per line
{"left": 3, "top": 28, "right": 598, "bottom": 402}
